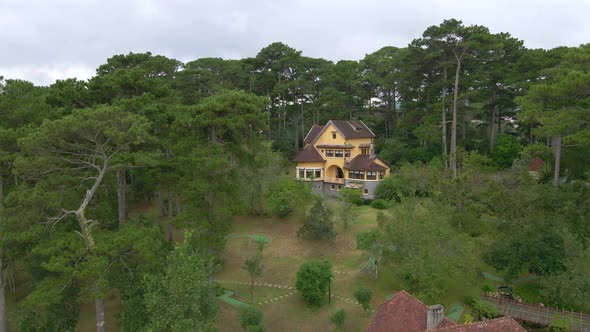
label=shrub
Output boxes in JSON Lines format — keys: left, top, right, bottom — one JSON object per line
{"left": 340, "top": 188, "right": 364, "bottom": 206}
{"left": 491, "top": 134, "right": 522, "bottom": 169}
{"left": 295, "top": 260, "right": 333, "bottom": 307}
{"left": 374, "top": 175, "right": 415, "bottom": 202}
{"left": 266, "top": 179, "right": 309, "bottom": 218}
{"left": 370, "top": 199, "right": 389, "bottom": 209}
{"left": 297, "top": 199, "right": 336, "bottom": 241}
{"left": 240, "top": 307, "right": 264, "bottom": 331}
{"left": 330, "top": 309, "right": 346, "bottom": 331}
{"left": 354, "top": 287, "right": 373, "bottom": 312}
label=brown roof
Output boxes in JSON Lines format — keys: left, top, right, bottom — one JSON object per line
{"left": 367, "top": 291, "right": 456, "bottom": 332}
{"left": 345, "top": 155, "right": 389, "bottom": 171}
{"left": 367, "top": 291, "right": 526, "bottom": 332}
{"left": 331, "top": 120, "right": 375, "bottom": 139}
{"left": 303, "top": 124, "right": 325, "bottom": 145}
{"left": 435, "top": 317, "right": 526, "bottom": 332}
{"left": 293, "top": 145, "right": 324, "bottom": 163}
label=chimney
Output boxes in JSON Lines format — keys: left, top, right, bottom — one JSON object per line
{"left": 427, "top": 304, "right": 445, "bottom": 329}
{"left": 369, "top": 143, "right": 375, "bottom": 158}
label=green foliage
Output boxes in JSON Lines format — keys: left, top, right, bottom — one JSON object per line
{"left": 240, "top": 307, "right": 265, "bottom": 332}
{"left": 295, "top": 260, "right": 333, "bottom": 307}
{"left": 143, "top": 235, "right": 216, "bottom": 332}
{"left": 490, "top": 134, "right": 522, "bottom": 168}
{"left": 548, "top": 314, "right": 572, "bottom": 332}
{"left": 340, "top": 188, "right": 363, "bottom": 205}
{"left": 266, "top": 179, "right": 310, "bottom": 218}
{"left": 354, "top": 287, "right": 372, "bottom": 312}
{"left": 329, "top": 309, "right": 346, "bottom": 331}
{"left": 243, "top": 249, "right": 264, "bottom": 298}
{"left": 462, "top": 151, "right": 497, "bottom": 172}
{"left": 375, "top": 175, "right": 414, "bottom": 202}
{"left": 467, "top": 299, "right": 499, "bottom": 321}
{"left": 370, "top": 199, "right": 389, "bottom": 209}
{"left": 521, "top": 144, "right": 553, "bottom": 163}
{"left": 297, "top": 199, "right": 336, "bottom": 241}
{"left": 379, "top": 200, "right": 476, "bottom": 303}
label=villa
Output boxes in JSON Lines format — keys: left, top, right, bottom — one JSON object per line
{"left": 294, "top": 120, "right": 390, "bottom": 199}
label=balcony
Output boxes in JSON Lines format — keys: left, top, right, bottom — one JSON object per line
{"left": 324, "top": 177, "right": 345, "bottom": 184}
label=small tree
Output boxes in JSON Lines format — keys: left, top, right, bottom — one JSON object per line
{"left": 295, "top": 260, "right": 334, "bottom": 307}
{"left": 339, "top": 188, "right": 361, "bottom": 229}
{"left": 354, "top": 287, "right": 372, "bottom": 316}
{"left": 243, "top": 250, "right": 264, "bottom": 299}
{"left": 330, "top": 309, "right": 346, "bottom": 331}
{"left": 240, "top": 307, "right": 265, "bottom": 332}
{"left": 297, "top": 199, "right": 336, "bottom": 241}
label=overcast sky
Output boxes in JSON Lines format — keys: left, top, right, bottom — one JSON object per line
{"left": 1, "top": 0, "right": 588, "bottom": 86}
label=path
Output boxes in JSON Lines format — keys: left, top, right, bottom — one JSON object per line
{"left": 482, "top": 295, "right": 590, "bottom": 331}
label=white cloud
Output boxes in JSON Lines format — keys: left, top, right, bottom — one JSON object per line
{"left": 0, "top": 0, "right": 588, "bottom": 85}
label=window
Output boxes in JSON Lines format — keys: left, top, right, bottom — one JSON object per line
{"left": 298, "top": 169, "right": 305, "bottom": 179}
{"left": 363, "top": 189, "right": 369, "bottom": 195}
{"left": 332, "top": 132, "right": 337, "bottom": 139}
{"left": 367, "top": 171, "right": 377, "bottom": 180}
{"left": 335, "top": 150, "right": 343, "bottom": 157}
{"left": 331, "top": 184, "right": 335, "bottom": 190}
{"left": 326, "top": 150, "right": 334, "bottom": 157}
{"left": 350, "top": 170, "right": 365, "bottom": 179}
{"left": 379, "top": 171, "right": 385, "bottom": 180}
{"left": 361, "top": 148, "right": 369, "bottom": 155}
{"left": 306, "top": 169, "right": 314, "bottom": 179}
{"left": 315, "top": 169, "right": 321, "bottom": 178}
{"left": 344, "top": 150, "right": 351, "bottom": 157}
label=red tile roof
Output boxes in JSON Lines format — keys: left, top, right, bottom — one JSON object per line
{"left": 528, "top": 157, "right": 544, "bottom": 172}
{"left": 293, "top": 145, "right": 324, "bottom": 162}
{"left": 435, "top": 317, "right": 526, "bottom": 332}
{"left": 345, "top": 155, "right": 389, "bottom": 171}
{"left": 367, "top": 291, "right": 456, "bottom": 332}
{"left": 367, "top": 291, "right": 526, "bottom": 332}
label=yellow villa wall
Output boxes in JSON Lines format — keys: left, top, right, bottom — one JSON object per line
{"left": 296, "top": 162, "right": 325, "bottom": 168}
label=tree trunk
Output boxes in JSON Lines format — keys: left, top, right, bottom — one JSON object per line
{"left": 157, "top": 186, "right": 165, "bottom": 217}
{"left": 95, "top": 297, "right": 105, "bottom": 332}
{"left": 116, "top": 168, "right": 126, "bottom": 225}
{"left": 553, "top": 135, "right": 562, "bottom": 187}
{"left": 489, "top": 88, "right": 498, "bottom": 153}
{"left": 441, "top": 66, "right": 448, "bottom": 168}
{"left": 450, "top": 58, "right": 462, "bottom": 179}
{"left": 167, "top": 191, "right": 173, "bottom": 242}
{"left": 175, "top": 192, "right": 181, "bottom": 216}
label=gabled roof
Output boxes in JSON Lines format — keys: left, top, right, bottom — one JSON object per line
{"left": 367, "top": 291, "right": 526, "bottom": 332}
{"left": 303, "top": 124, "right": 325, "bottom": 145}
{"left": 303, "top": 120, "right": 375, "bottom": 146}
{"left": 330, "top": 120, "right": 375, "bottom": 139}
{"left": 345, "top": 155, "right": 389, "bottom": 171}
{"left": 367, "top": 291, "right": 456, "bottom": 332}
{"left": 435, "top": 317, "right": 526, "bottom": 332}
{"left": 293, "top": 145, "right": 325, "bottom": 163}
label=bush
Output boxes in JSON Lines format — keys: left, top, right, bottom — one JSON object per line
{"left": 297, "top": 199, "right": 336, "bottom": 241}
{"left": 340, "top": 188, "right": 364, "bottom": 206}
{"left": 375, "top": 175, "right": 415, "bottom": 202}
{"left": 295, "top": 260, "right": 333, "bottom": 307}
{"left": 462, "top": 151, "right": 497, "bottom": 172}
{"left": 354, "top": 287, "right": 372, "bottom": 312}
{"left": 469, "top": 299, "right": 499, "bottom": 320}
{"left": 266, "top": 179, "right": 310, "bottom": 217}
{"left": 330, "top": 309, "right": 346, "bottom": 331}
{"left": 491, "top": 134, "right": 522, "bottom": 169}
{"left": 370, "top": 199, "right": 389, "bottom": 209}
{"left": 240, "top": 307, "right": 264, "bottom": 331}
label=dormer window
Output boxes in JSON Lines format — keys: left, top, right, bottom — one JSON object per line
{"left": 332, "top": 132, "right": 337, "bottom": 139}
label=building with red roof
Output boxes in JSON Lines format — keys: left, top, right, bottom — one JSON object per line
{"left": 367, "top": 291, "right": 526, "bottom": 332}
